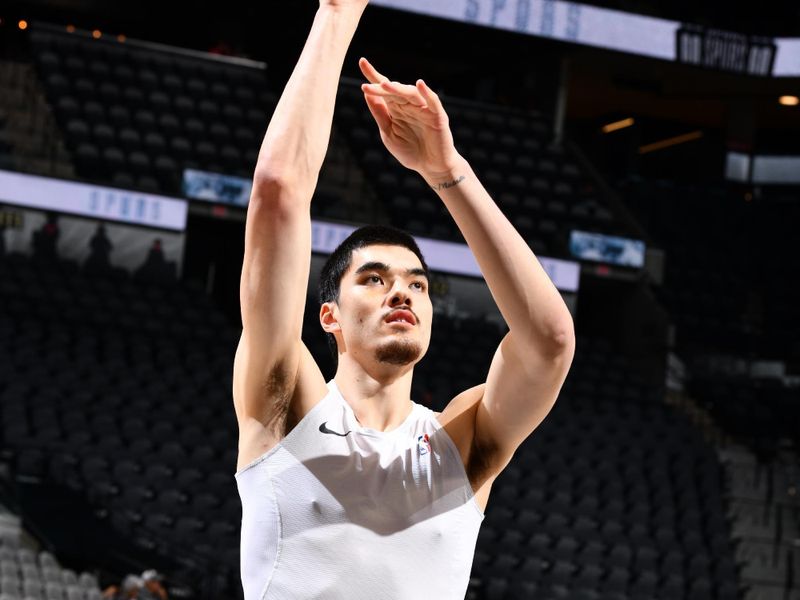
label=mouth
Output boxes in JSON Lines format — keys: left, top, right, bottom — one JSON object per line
{"left": 385, "top": 320, "right": 413, "bottom": 328}
{"left": 384, "top": 309, "right": 416, "bottom": 326}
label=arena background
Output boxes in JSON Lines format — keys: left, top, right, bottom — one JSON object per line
{"left": 0, "top": 0, "right": 798, "bottom": 598}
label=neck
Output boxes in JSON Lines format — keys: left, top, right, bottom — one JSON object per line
{"left": 333, "top": 354, "right": 415, "bottom": 432}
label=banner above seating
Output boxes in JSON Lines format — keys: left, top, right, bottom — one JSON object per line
{"left": 370, "top": 0, "right": 798, "bottom": 77}
{"left": 725, "top": 152, "right": 800, "bottom": 185}
{"left": 0, "top": 169, "right": 188, "bottom": 231}
{"left": 311, "top": 219, "right": 581, "bottom": 292}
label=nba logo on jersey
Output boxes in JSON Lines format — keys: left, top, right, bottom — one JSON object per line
{"left": 417, "top": 433, "right": 431, "bottom": 455}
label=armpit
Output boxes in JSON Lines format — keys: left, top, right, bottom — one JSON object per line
{"left": 261, "top": 360, "right": 299, "bottom": 438}
{"left": 466, "top": 429, "right": 501, "bottom": 492}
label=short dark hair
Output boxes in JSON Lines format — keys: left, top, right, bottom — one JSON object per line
{"left": 318, "top": 224, "right": 430, "bottom": 366}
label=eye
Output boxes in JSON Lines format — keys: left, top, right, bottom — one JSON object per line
{"left": 367, "top": 275, "right": 383, "bottom": 284}
{"left": 412, "top": 281, "right": 426, "bottom": 291}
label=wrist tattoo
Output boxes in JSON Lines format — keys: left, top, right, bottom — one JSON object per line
{"left": 429, "top": 174, "right": 465, "bottom": 192}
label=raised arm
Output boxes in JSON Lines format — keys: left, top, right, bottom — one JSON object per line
{"left": 252, "top": 1, "right": 369, "bottom": 192}
{"left": 361, "top": 62, "right": 575, "bottom": 485}
{"left": 234, "top": 1, "right": 368, "bottom": 466}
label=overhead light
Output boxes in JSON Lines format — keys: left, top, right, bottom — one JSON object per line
{"left": 638, "top": 130, "right": 703, "bottom": 154}
{"left": 92, "top": 29, "right": 101, "bottom": 39}
{"left": 117, "top": 34, "right": 126, "bottom": 42}
{"left": 779, "top": 95, "right": 799, "bottom": 106}
{"left": 18, "top": 19, "right": 28, "bottom": 30}
{"left": 601, "top": 117, "right": 635, "bottom": 133}
{"left": 66, "top": 24, "right": 75, "bottom": 33}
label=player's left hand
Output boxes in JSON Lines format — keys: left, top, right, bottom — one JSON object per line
{"left": 359, "top": 57, "right": 463, "bottom": 178}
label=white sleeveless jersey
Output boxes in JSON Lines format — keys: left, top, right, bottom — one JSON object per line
{"left": 234, "top": 378, "right": 485, "bottom": 600}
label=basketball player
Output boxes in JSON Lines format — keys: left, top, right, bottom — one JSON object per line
{"left": 233, "top": 1, "right": 576, "bottom": 598}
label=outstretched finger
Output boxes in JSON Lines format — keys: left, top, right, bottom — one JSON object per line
{"left": 415, "top": 79, "right": 445, "bottom": 114}
{"left": 359, "top": 57, "right": 389, "bottom": 84}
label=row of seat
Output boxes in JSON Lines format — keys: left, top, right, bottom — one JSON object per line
{"left": 31, "top": 29, "right": 267, "bottom": 88}
{"left": 31, "top": 28, "right": 272, "bottom": 190}
{"left": 27, "top": 25, "right": 637, "bottom": 264}
{"left": 0, "top": 541, "right": 101, "bottom": 600}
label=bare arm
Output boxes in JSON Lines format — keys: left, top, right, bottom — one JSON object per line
{"left": 235, "top": 2, "right": 368, "bottom": 437}
{"left": 422, "top": 156, "right": 575, "bottom": 473}
{"left": 360, "top": 65, "right": 575, "bottom": 478}
{"left": 253, "top": 2, "right": 368, "bottom": 192}
{"left": 422, "top": 157, "right": 574, "bottom": 348}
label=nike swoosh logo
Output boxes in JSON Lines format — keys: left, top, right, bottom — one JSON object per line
{"left": 319, "top": 422, "right": 352, "bottom": 437}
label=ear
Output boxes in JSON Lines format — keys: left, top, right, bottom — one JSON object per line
{"left": 320, "top": 301, "right": 341, "bottom": 333}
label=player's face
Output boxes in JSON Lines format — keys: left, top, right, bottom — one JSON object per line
{"left": 328, "top": 244, "right": 433, "bottom": 367}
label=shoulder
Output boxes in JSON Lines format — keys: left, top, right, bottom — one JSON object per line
{"left": 439, "top": 384, "right": 486, "bottom": 423}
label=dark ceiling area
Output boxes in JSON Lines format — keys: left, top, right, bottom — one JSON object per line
{"left": 566, "top": 44, "right": 800, "bottom": 129}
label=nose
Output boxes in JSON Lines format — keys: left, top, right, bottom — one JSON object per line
{"left": 388, "top": 283, "right": 411, "bottom": 308}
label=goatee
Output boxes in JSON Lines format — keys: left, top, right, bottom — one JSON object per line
{"left": 374, "top": 338, "right": 421, "bottom": 365}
